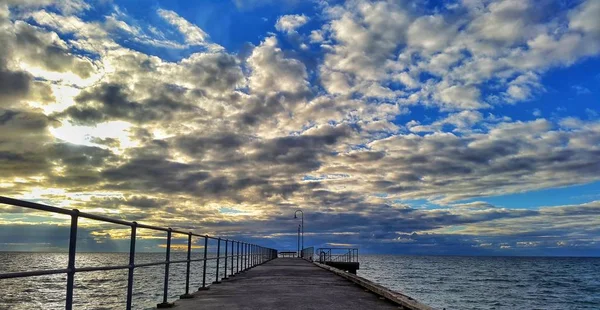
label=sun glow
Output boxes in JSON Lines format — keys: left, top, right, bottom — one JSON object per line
{"left": 50, "top": 121, "right": 137, "bottom": 149}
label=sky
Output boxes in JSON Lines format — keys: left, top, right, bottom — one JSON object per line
{"left": 0, "top": 0, "right": 599, "bottom": 256}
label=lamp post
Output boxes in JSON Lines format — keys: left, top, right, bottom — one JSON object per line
{"left": 297, "top": 224, "right": 301, "bottom": 258}
{"left": 294, "top": 209, "right": 303, "bottom": 257}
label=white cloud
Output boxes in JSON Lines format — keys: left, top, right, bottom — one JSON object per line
{"left": 504, "top": 72, "right": 543, "bottom": 103}
{"left": 157, "top": 9, "right": 208, "bottom": 45}
{"left": 436, "top": 84, "right": 485, "bottom": 110}
{"left": 275, "top": 14, "right": 309, "bottom": 34}
{"left": 313, "top": 0, "right": 600, "bottom": 110}
{"left": 2, "top": 0, "right": 89, "bottom": 14}
{"left": 407, "top": 15, "right": 456, "bottom": 52}
{"left": 247, "top": 36, "right": 309, "bottom": 95}
{"left": 309, "top": 30, "right": 324, "bottom": 43}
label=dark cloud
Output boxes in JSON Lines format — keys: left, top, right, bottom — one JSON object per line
{"left": 182, "top": 53, "right": 244, "bottom": 92}
{"left": 58, "top": 83, "right": 198, "bottom": 125}
{"left": 250, "top": 124, "right": 353, "bottom": 172}
{"left": 102, "top": 155, "right": 211, "bottom": 194}
{"left": 13, "top": 22, "right": 94, "bottom": 78}
{"left": 0, "top": 68, "right": 31, "bottom": 104}
{"left": 175, "top": 132, "right": 247, "bottom": 158}
{"left": 0, "top": 109, "right": 55, "bottom": 176}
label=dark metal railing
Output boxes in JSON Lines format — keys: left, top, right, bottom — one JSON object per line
{"left": 317, "top": 248, "right": 358, "bottom": 263}
{"left": 278, "top": 251, "right": 297, "bottom": 258}
{"left": 0, "top": 196, "right": 277, "bottom": 309}
{"left": 301, "top": 247, "right": 314, "bottom": 260}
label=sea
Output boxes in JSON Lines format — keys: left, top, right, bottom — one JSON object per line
{"left": 1, "top": 252, "right": 599, "bottom": 309}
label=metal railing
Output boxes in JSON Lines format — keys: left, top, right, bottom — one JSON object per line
{"left": 317, "top": 248, "right": 358, "bottom": 263}
{"left": 278, "top": 251, "right": 297, "bottom": 258}
{"left": 0, "top": 196, "right": 277, "bottom": 309}
{"left": 301, "top": 247, "right": 314, "bottom": 260}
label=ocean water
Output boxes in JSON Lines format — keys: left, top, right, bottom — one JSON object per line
{"left": 359, "top": 255, "right": 600, "bottom": 310}
{"left": 1, "top": 253, "right": 599, "bottom": 309}
{"left": 0, "top": 252, "right": 230, "bottom": 310}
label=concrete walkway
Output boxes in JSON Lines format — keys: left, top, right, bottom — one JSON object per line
{"left": 172, "top": 258, "right": 399, "bottom": 310}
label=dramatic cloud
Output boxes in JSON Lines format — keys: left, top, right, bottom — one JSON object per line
{"left": 0, "top": 0, "right": 599, "bottom": 256}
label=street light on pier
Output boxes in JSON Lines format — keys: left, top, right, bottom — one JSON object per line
{"left": 294, "top": 209, "right": 304, "bottom": 257}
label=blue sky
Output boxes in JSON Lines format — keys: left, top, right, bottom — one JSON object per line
{"left": 0, "top": 0, "right": 599, "bottom": 256}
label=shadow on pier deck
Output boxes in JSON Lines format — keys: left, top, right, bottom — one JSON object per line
{"left": 171, "top": 258, "right": 433, "bottom": 310}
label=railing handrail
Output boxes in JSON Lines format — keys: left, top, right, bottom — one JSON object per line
{"left": 316, "top": 247, "right": 359, "bottom": 263}
{"left": 0, "top": 196, "right": 278, "bottom": 309}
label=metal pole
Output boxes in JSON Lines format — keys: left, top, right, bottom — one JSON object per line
{"left": 230, "top": 240, "right": 234, "bottom": 276}
{"left": 126, "top": 222, "right": 137, "bottom": 309}
{"left": 199, "top": 236, "right": 209, "bottom": 290}
{"left": 157, "top": 228, "right": 172, "bottom": 308}
{"left": 294, "top": 209, "right": 304, "bottom": 257}
{"left": 297, "top": 225, "right": 300, "bottom": 258}
{"left": 223, "top": 239, "right": 228, "bottom": 279}
{"left": 214, "top": 238, "right": 221, "bottom": 284}
{"left": 236, "top": 241, "right": 240, "bottom": 274}
{"left": 65, "top": 209, "right": 79, "bottom": 310}
{"left": 181, "top": 233, "right": 193, "bottom": 299}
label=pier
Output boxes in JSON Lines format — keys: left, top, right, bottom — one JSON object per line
{"left": 173, "top": 258, "right": 433, "bottom": 310}
{"left": 0, "top": 196, "right": 434, "bottom": 310}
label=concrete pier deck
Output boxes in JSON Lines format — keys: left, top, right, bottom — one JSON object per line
{"left": 172, "top": 258, "right": 401, "bottom": 310}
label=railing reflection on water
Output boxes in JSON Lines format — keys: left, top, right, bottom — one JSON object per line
{"left": 0, "top": 196, "right": 277, "bottom": 309}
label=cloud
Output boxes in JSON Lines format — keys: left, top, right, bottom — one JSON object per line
{"left": 1, "top": 0, "right": 600, "bottom": 256}
{"left": 572, "top": 85, "right": 592, "bottom": 95}
{"left": 157, "top": 8, "right": 222, "bottom": 51}
{"left": 247, "top": 36, "right": 309, "bottom": 95}
{"left": 407, "top": 15, "right": 456, "bottom": 52}
{"left": 57, "top": 83, "right": 196, "bottom": 125}
{"left": 1, "top": 0, "right": 90, "bottom": 14}
{"left": 275, "top": 14, "right": 309, "bottom": 34}
{"left": 12, "top": 21, "right": 95, "bottom": 78}
{"left": 157, "top": 9, "right": 207, "bottom": 44}
{"left": 314, "top": 0, "right": 600, "bottom": 109}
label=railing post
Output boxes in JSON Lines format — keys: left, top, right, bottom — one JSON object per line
{"left": 244, "top": 243, "right": 247, "bottom": 270}
{"left": 65, "top": 209, "right": 79, "bottom": 310}
{"left": 242, "top": 243, "right": 246, "bottom": 271}
{"left": 180, "top": 232, "right": 194, "bottom": 299}
{"left": 213, "top": 238, "right": 221, "bottom": 284}
{"left": 199, "top": 235, "right": 209, "bottom": 291}
{"left": 126, "top": 222, "right": 137, "bottom": 310}
{"left": 223, "top": 239, "right": 228, "bottom": 280}
{"left": 242, "top": 243, "right": 245, "bottom": 271}
{"left": 230, "top": 240, "right": 234, "bottom": 275}
{"left": 157, "top": 228, "right": 173, "bottom": 308}
{"left": 236, "top": 241, "right": 240, "bottom": 274}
